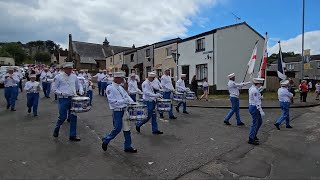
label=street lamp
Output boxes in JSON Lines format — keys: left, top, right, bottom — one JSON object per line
{"left": 171, "top": 51, "right": 180, "bottom": 80}
{"left": 301, "top": 0, "right": 305, "bottom": 80}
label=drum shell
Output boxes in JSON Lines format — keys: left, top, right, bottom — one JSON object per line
{"left": 173, "top": 92, "right": 184, "bottom": 102}
{"left": 157, "top": 99, "right": 172, "bottom": 112}
{"left": 186, "top": 91, "right": 196, "bottom": 100}
{"left": 71, "top": 97, "right": 91, "bottom": 113}
{"left": 127, "top": 103, "right": 148, "bottom": 121}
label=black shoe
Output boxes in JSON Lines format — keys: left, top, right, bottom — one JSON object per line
{"left": 237, "top": 122, "right": 245, "bottom": 126}
{"left": 183, "top": 111, "right": 189, "bottom": 114}
{"left": 248, "top": 139, "right": 259, "bottom": 145}
{"left": 124, "top": 148, "right": 137, "bottom": 153}
{"left": 69, "top": 136, "right": 81, "bottom": 141}
{"left": 224, "top": 121, "right": 231, "bottom": 125}
{"left": 255, "top": 137, "right": 259, "bottom": 141}
{"left": 11, "top": 109, "right": 16, "bottom": 111}
{"left": 169, "top": 116, "right": 177, "bottom": 119}
{"left": 6, "top": 104, "right": 10, "bottom": 110}
{"left": 153, "top": 131, "right": 164, "bottom": 135}
{"left": 53, "top": 130, "right": 59, "bottom": 137}
{"left": 33, "top": 114, "right": 38, "bottom": 117}
{"left": 102, "top": 142, "right": 108, "bottom": 151}
{"left": 28, "top": 108, "right": 31, "bottom": 113}
{"left": 175, "top": 107, "right": 180, "bottom": 112}
{"left": 286, "top": 125, "right": 293, "bottom": 129}
{"left": 136, "top": 126, "right": 141, "bottom": 133}
{"left": 274, "top": 123, "right": 280, "bottom": 130}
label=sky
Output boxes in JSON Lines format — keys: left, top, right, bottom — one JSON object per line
{"left": 0, "top": 0, "right": 319, "bottom": 55}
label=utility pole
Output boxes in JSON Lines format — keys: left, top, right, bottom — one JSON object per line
{"left": 301, "top": 0, "right": 305, "bottom": 80}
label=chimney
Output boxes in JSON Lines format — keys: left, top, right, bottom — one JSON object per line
{"left": 132, "top": 44, "right": 135, "bottom": 49}
{"left": 68, "top": 34, "right": 73, "bottom": 62}
{"left": 103, "top": 37, "right": 110, "bottom": 46}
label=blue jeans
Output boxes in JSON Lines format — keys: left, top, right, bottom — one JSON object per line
{"left": 224, "top": 97, "right": 241, "bottom": 124}
{"left": 129, "top": 94, "right": 136, "bottom": 102}
{"left": 27, "top": 93, "right": 39, "bottom": 115}
{"left": 97, "top": 81, "right": 102, "bottom": 95}
{"left": 159, "top": 92, "right": 174, "bottom": 117}
{"left": 15, "top": 82, "right": 20, "bottom": 98}
{"left": 136, "top": 101, "right": 159, "bottom": 133}
{"left": 86, "top": 90, "right": 93, "bottom": 105}
{"left": 42, "top": 82, "right": 51, "bottom": 97}
{"left": 54, "top": 98, "right": 77, "bottom": 137}
{"left": 276, "top": 102, "right": 290, "bottom": 126}
{"left": 4, "top": 86, "right": 17, "bottom": 109}
{"left": 177, "top": 102, "right": 186, "bottom": 112}
{"left": 102, "top": 111, "right": 133, "bottom": 150}
{"left": 101, "top": 82, "right": 107, "bottom": 96}
{"left": 248, "top": 105, "right": 262, "bottom": 140}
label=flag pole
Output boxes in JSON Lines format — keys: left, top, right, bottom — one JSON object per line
{"left": 257, "top": 32, "right": 268, "bottom": 78}
{"left": 242, "top": 40, "right": 259, "bottom": 83}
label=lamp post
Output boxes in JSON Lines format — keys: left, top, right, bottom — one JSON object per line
{"left": 301, "top": 0, "right": 305, "bottom": 80}
{"left": 172, "top": 50, "right": 180, "bottom": 81}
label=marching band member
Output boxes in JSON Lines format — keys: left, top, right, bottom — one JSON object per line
{"left": 316, "top": 81, "right": 320, "bottom": 100}
{"left": 136, "top": 72, "right": 163, "bottom": 134}
{"left": 175, "top": 74, "right": 189, "bottom": 114}
{"left": 40, "top": 67, "right": 53, "bottom": 98}
{"left": 274, "top": 80, "right": 294, "bottom": 130}
{"left": 102, "top": 71, "right": 137, "bottom": 153}
{"left": 24, "top": 74, "right": 41, "bottom": 116}
{"left": 151, "top": 71, "right": 162, "bottom": 93}
{"left": 100, "top": 70, "right": 108, "bottom": 96}
{"left": 1, "top": 67, "right": 19, "bottom": 111}
{"left": 93, "top": 70, "right": 103, "bottom": 95}
{"left": 248, "top": 78, "right": 265, "bottom": 145}
{"left": 128, "top": 73, "right": 142, "bottom": 102}
{"left": 85, "top": 69, "right": 91, "bottom": 79}
{"left": 52, "top": 62, "right": 84, "bottom": 141}
{"left": 53, "top": 66, "right": 62, "bottom": 100}
{"left": 160, "top": 68, "right": 177, "bottom": 119}
{"left": 14, "top": 67, "right": 23, "bottom": 94}
{"left": 78, "top": 70, "right": 85, "bottom": 78}
{"left": 86, "top": 77, "right": 94, "bottom": 106}
{"left": 107, "top": 72, "right": 114, "bottom": 86}
{"left": 131, "top": 69, "right": 140, "bottom": 83}
{"left": 224, "top": 73, "right": 251, "bottom": 126}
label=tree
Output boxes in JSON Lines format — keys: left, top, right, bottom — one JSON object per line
{"left": 34, "top": 52, "right": 51, "bottom": 64}
{"left": 0, "top": 43, "right": 27, "bottom": 65}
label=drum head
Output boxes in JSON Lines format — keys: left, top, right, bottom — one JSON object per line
{"left": 72, "top": 96, "right": 90, "bottom": 101}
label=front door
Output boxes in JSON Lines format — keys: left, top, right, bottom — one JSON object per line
{"left": 182, "top": 65, "right": 190, "bottom": 85}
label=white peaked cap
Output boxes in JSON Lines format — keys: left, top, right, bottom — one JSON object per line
{"left": 148, "top": 72, "right": 157, "bottom": 77}
{"left": 280, "top": 80, "right": 289, "bottom": 86}
{"left": 164, "top": 67, "right": 170, "bottom": 71}
{"left": 253, "top": 78, "right": 265, "bottom": 84}
{"left": 62, "top": 62, "right": 73, "bottom": 68}
{"left": 228, "top": 73, "right": 235, "bottom": 78}
{"left": 113, "top": 71, "right": 126, "bottom": 78}
{"left": 181, "top": 74, "right": 186, "bottom": 78}
{"left": 30, "top": 74, "right": 36, "bottom": 78}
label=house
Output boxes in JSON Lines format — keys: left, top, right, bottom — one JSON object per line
{"left": 51, "top": 49, "right": 68, "bottom": 64}
{"left": 137, "top": 45, "right": 154, "bottom": 80}
{"left": 267, "top": 54, "right": 320, "bottom": 80}
{"left": 0, "top": 57, "right": 15, "bottom": 66}
{"left": 177, "top": 22, "right": 265, "bottom": 91}
{"left": 153, "top": 38, "right": 181, "bottom": 81}
{"left": 68, "top": 34, "right": 131, "bottom": 72}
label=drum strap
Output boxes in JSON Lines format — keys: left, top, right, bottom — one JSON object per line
{"left": 114, "top": 86, "right": 126, "bottom": 99}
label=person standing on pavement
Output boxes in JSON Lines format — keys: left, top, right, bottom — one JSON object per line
{"left": 52, "top": 62, "right": 84, "bottom": 141}
{"left": 288, "top": 78, "right": 296, "bottom": 103}
{"left": 308, "top": 80, "right": 313, "bottom": 91}
{"left": 93, "top": 70, "right": 103, "bottom": 95}
{"left": 224, "top": 73, "right": 251, "bottom": 126}
{"left": 300, "top": 80, "right": 308, "bottom": 102}
{"left": 136, "top": 72, "right": 164, "bottom": 135}
{"left": 40, "top": 67, "right": 53, "bottom": 98}
{"left": 175, "top": 74, "right": 190, "bottom": 114}
{"left": 102, "top": 71, "right": 137, "bottom": 153}
{"left": 274, "top": 80, "right": 294, "bottom": 130}
{"left": 128, "top": 73, "right": 142, "bottom": 102}
{"left": 248, "top": 78, "right": 265, "bottom": 145}
{"left": 190, "top": 75, "right": 198, "bottom": 99}
{"left": 160, "top": 68, "right": 177, "bottom": 119}
{"left": 1, "top": 67, "right": 19, "bottom": 111}
{"left": 315, "top": 81, "right": 320, "bottom": 100}
{"left": 199, "top": 77, "right": 209, "bottom": 101}
{"left": 24, "top": 74, "right": 41, "bottom": 116}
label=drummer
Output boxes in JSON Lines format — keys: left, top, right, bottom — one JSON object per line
{"left": 151, "top": 71, "right": 162, "bottom": 93}
{"left": 102, "top": 71, "right": 137, "bottom": 153}
{"left": 160, "top": 68, "right": 177, "bottom": 119}
{"left": 136, "top": 72, "right": 163, "bottom": 134}
{"left": 128, "top": 73, "right": 142, "bottom": 102}
{"left": 175, "top": 74, "right": 189, "bottom": 114}
{"left": 1, "top": 67, "right": 20, "bottom": 111}
{"left": 24, "top": 74, "right": 41, "bottom": 116}
{"left": 52, "top": 62, "right": 84, "bottom": 141}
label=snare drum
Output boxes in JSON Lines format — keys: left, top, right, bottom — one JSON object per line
{"left": 186, "top": 91, "right": 196, "bottom": 100}
{"left": 173, "top": 92, "right": 184, "bottom": 102}
{"left": 127, "top": 103, "right": 148, "bottom": 121}
{"left": 70, "top": 96, "right": 91, "bottom": 113}
{"left": 157, "top": 99, "right": 171, "bottom": 112}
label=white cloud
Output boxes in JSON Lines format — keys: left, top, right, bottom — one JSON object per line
{"left": 0, "top": 0, "right": 222, "bottom": 48}
{"left": 268, "top": 31, "right": 320, "bottom": 55}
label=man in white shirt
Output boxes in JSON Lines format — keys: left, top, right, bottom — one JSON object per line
{"left": 274, "top": 80, "right": 294, "bottom": 130}
{"left": 1, "top": 67, "right": 20, "bottom": 111}
{"left": 128, "top": 73, "right": 142, "bottom": 102}
{"left": 224, "top": 73, "right": 251, "bottom": 126}
{"left": 308, "top": 81, "right": 313, "bottom": 91}
{"left": 136, "top": 72, "right": 163, "bottom": 134}
{"left": 175, "top": 74, "right": 189, "bottom": 114}
{"left": 102, "top": 71, "right": 137, "bottom": 153}
{"left": 93, "top": 70, "right": 103, "bottom": 95}
{"left": 150, "top": 71, "right": 162, "bottom": 93}
{"left": 160, "top": 68, "right": 177, "bottom": 119}
{"left": 248, "top": 78, "right": 265, "bottom": 145}
{"left": 131, "top": 69, "right": 140, "bottom": 83}
{"left": 40, "top": 67, "right": 53, "bottom": 98}
{"left": 24, "top": 74, "right": 41, "bottom": 116}
{"left": 52, "top": 62, "right": 84, "bottom": 141}
{"left": 100, "top": 70, "right": 108, "bottom": 96}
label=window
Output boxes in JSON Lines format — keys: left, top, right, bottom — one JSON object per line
{"left": 286, "top": 64, "right": 295, "bottom": 71}
{"left": 169, "top": 68, "right": 174, "bottom": 78}
{"left": 195, "top": 38, "right": 205, "bottom": 52}
{"left": 196, "top": 64, "right": 208, "bottom": 80}
{"left": 130, "top": 54, "right": 134, "bottom": 62}
{"left": 0, "top": 61, "right": 4, "bottom": 65}
{"left": 317, "top": 61, "right": 320, "bottom": 69}
{"left": 146, "top": 49, "right": 150, "bottom": 58}
{"left": 166, "top": 47, "right": 172, "bottom": 57}
{"left": 119, "top": 55, "right": 122, "bottom": 60}
{"left": 110, "top": 58, "right": 112, "bottom": 63}
{"left": 146, "top": 66, "right": 151, "bottom": 73}
{"left": 314, "top": 75, "right": 320, "bottom": 80}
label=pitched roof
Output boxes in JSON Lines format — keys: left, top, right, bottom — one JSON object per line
{"left": 154, "top": 38, "right": 181, "bottom": 49}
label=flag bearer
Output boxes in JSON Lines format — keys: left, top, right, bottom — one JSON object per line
{"left": 24, "top": 74, "right": 41, "bottom": 116}
{"left": 274, "top": 80, "right": 294, "bottom": 130}
{"left": 175, "top": 74, "right": 189, "bottom": 114}
{"left": 1, "top": 67, "right": 19, "bottom": 111}
{"left": 160, "top": 68, "right": 177, "bottom": 119}
{"left": 224, "top": 73, "right": 251, "bottom": 126}
{"left": 102, "top": 71, "right": 137, "bottom": 153}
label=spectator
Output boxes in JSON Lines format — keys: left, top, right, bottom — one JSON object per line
{"left": 300, "top": 80, "right": 308, "bottom": 102}
{"left": 190, "top": 75, "right": 198, "bottom": 99}
{"left": 315, "top": 81, "right": 320, "bottom": 100}
{"left": 199, "top": 77, "right": 209, "bottom": 101}
{"left": 288, "top": 78, "right": 296, "bottom": 103}
{"left": 308, "top": 81, "right": 313, "bottom": 91}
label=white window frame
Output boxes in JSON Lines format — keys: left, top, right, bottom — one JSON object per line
{"left": 169, "top": 68, "right": 174, "bottom": 78}
{"left": 195, "top": 38, "right": 205, "bottom": 52}
{"left": 146, "top": 49, "right": 150, "bottom": 58}
{"left": 196, "top": 64, "right": 207, "bottom": 81}
{"left": 286, "top": 63, "right": 295, "bottom": 71}
{"left": 166, "top": 47, "right": 172, "bottom": 57}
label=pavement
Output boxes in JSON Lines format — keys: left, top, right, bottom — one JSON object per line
{"left": 0, "top": 88, "right": 320, "bottom": 179}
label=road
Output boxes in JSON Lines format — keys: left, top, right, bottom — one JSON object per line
{"left": 0, "top": 89, "right": 319, "bottom": 179}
